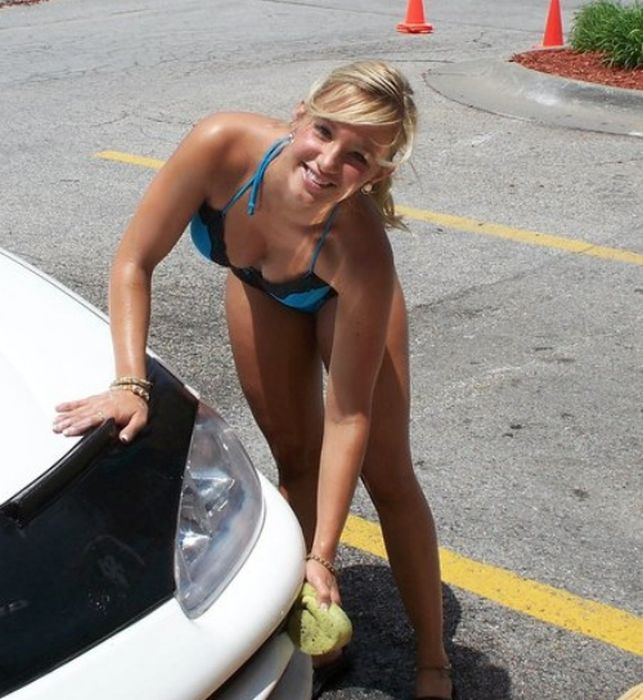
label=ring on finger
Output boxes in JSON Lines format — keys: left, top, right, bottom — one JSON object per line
{"left": 97, "top": 411, "right": 105, "bottom": 422}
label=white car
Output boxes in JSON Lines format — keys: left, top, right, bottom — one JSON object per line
{"left": 0, "top": 248, "right": 312, "bottom": 700}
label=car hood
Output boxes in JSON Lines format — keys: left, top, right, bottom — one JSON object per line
{"left": 0, "top": 249, "right": 114, "bottom": 502}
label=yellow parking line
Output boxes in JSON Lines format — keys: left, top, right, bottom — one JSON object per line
{"left": 96, "top": 150, "right": 165, "bottom": 171}
{"left": 396, "top": 205, "right": 643, "bottom": 267}
{"left": 95, "top": 149, "right": 643, "bottom": 267}
{"left": 341, "top": 515, "right": 643, "bottom": 657}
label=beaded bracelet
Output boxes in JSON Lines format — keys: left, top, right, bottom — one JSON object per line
{"left": 111, "top": 376, "right": 153, "bottom": 391}
{"left": 305, "top": 553, "right": 337, "bottom": 577}
{"left": 110, "top": 383, "right": 151, "bottom": 403}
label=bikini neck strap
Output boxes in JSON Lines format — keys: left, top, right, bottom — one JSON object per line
{"left": 247, "top": 135, "right": 292, "bottom": 216}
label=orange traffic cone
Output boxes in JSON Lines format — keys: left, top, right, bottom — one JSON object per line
{"left": 396, "top": 0, "right": 433, "bottom": 34}
{"left": 542, "top": 0, "right": 564, "bottom": 47}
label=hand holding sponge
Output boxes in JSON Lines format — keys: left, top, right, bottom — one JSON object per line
{"left": 287, "top": 583, "right": 353, "bottom": 655}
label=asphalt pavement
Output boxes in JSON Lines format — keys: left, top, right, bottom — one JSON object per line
{"left": 1, "top": 1, "right": 642, "bottom": 698}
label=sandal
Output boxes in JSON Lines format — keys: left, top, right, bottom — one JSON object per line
{"left": 312, "top": 649, "right": 350, "bottom": 699}
{"left": 416, "top": 665, "right": 458, "bottom": 700}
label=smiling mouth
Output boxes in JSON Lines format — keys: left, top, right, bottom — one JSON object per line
{"left": 302, "top": 163, "right": 334, "bottom": 189}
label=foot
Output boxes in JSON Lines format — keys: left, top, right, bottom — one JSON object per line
{"left": 415, "top": 665, "right": 455, "bottom": 700}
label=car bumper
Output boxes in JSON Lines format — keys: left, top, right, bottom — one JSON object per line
{"left": 8, "top": 473, "right": 310, "bottom": 700}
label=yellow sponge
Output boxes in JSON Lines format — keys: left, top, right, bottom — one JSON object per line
{"left": 287, "top": 583, "right": 353, "bottom": 655}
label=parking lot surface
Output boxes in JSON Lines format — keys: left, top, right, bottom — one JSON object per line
{"left": 1, "top": 1, "right": 641, "bottom": 698}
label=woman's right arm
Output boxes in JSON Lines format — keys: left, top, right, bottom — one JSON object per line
{"left": 53, "top": 116, "right": 235, "bottom": 442}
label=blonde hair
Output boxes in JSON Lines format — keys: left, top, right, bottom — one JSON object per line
{"left": 303, "top": 60, "right": 417, "bottom": 229}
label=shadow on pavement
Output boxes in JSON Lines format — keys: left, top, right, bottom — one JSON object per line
{"left": 324, "top": 563, "right": 512, "bottom": 699}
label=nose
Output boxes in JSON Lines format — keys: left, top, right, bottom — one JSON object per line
{"left": 318, "top": 143, "right": 341, "bottom": 174}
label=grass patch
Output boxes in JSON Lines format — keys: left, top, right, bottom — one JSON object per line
{"left": 570, "top": 1, "right": 643, "bottom": 69}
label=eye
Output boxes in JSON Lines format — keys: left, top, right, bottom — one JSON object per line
{"left": 349, "top": 151, "right": 368, "bottom": 166}
{"left": 314, "top": 122, "right": 332, "bottom": 139}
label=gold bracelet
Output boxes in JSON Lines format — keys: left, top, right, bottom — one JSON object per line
{"left": 111, "top": 384, "right": 151, "bottom": 403}
{"left": 305, "top": 553, "right": 337, "bottom": 577}
{"left": 111, "top": 376, "right": 153, "bottom": 391}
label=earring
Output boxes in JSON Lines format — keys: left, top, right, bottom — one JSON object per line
{"left": 288, "top": 132, "right": 294, "bottom": 143}
{"left": 361, "top": 182, "right": 373, "bottom": 194}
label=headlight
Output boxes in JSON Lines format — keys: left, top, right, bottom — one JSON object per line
{"left": 174, "top": 402, "right": 264, "bottom": 618}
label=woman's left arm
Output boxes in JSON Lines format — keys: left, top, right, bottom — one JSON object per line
{"left": 307, "top": 243, "right": 395, "bottom": 605}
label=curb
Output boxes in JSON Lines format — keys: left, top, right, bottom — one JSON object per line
{"left": 423, "top": 58, "right": 643, "bottom": 138}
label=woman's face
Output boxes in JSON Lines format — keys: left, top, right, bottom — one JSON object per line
{"left": 287, "top": 111, "right": 396, "bottom": 207}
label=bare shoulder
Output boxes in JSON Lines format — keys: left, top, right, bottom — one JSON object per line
{"left": 330, "top": 197, "right": 395, "bottom": 291}
{"left": 159, "top": 112, "right": 288, "bottom": 207}
{"left": 177, "top": 112, "right": 288, "bottom": 171}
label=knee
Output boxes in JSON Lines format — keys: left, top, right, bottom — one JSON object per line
{"left": 364, "top": 464, "right": 424, "bottom": 513}
{"left": 266, "top": 429, "right": 321, "bottom": 482}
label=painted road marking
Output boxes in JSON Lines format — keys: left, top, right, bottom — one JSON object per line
{"left": 342, "top": 515, "right": 643, "bottom": 657}
{"left": 396, "top": 205, "right": 643, "bottom": 267}
{"left": 96, "top": 150, "right": 165, "bottom": 170}
{"left": 616, "top": 683, "right": 643, "bottom": 700}
{"left": 95, "top": 150, "right": 643, "bottom": 267}
{"left": 95, "top": 148, "right": 643, "bottom": 657}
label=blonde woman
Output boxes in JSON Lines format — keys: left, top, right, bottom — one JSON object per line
{"left": 54, "top": 61, "right": 455, "bottom": 700}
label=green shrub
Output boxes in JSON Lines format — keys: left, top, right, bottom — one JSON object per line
{"left": 570, "top": 1, "right": 643, "bottom": 69}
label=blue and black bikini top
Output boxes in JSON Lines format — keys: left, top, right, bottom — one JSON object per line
{"left": 190, "top": 136, "right": 337, "bottom": 314}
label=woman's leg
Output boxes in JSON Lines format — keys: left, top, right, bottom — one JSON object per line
{"left": 225, "top": 273, "right": 324, "bottom": 547}
{"left": 316, "top": 278, "right": 451, "bottom": 698}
